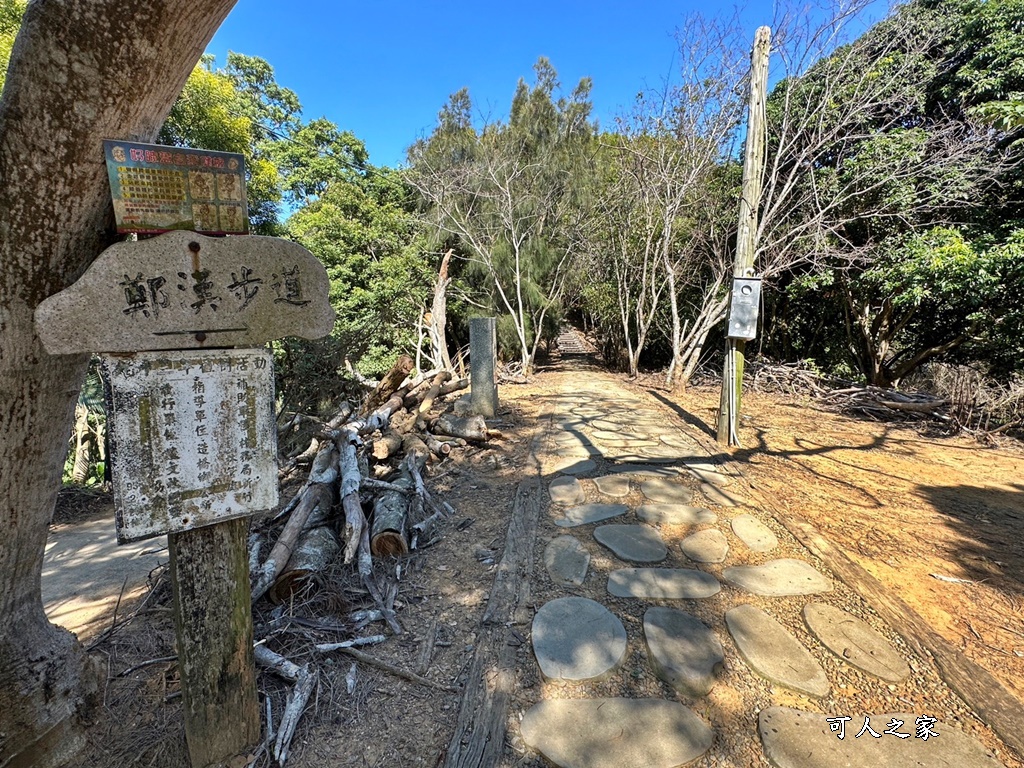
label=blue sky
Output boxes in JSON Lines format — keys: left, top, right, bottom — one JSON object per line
{"left": 207, "top": 1, "right": 892, "bottom": 168}
{"left": 206, "top": 2, "right": 780, "bottom": 167}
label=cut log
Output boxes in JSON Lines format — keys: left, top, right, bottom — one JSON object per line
{"left": 252, "top": 482, "right": 334, "bottom": 603}
{"left": 268, "top": 526, "right": 341, "bottom": 604}
{"left": 424, "top": 435, "right": 452, "bottom": 458}
{"left": 362, "top": 354, "right": 414, "bottom": 415}
{"left": 414, "top": 371, "right": 452, "bottom": 428}
{"left": 308, "top": 445, "right": 338, "bottom": 484}
{"left": 434, "top": 413, "right": 489, "bottom": 443}
{"left": 402, "top": 375, "right": 437, "bottom": 409}
{"left": 337, "top": 426, "right": 364, "bottom": 564}
{"left": 371, "top": 429, "right": 403, "bottom": 461}
{"left": 402, "top": 433, "right": 431, "bottom": 470}
{"left": 438, "top": 377, "right": 469, "bottom": 397}
{"left": 359, "top": 392, "right": 406, "bottom": 434}
{"left": 370, "top": 477, "right": 412, "bottom": 557}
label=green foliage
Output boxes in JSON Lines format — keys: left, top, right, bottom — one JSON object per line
{"left": 274, "top": 119, "right": 369, "bottom": 204}
{"left": 287, "top": 165, "right": 430, "bottom": 379}
{"left": 159, "top": 57, "right": 286, "bottom": 234}
{"left": 0, "top": 0, "right": 25, "bottom": 94}
{"left": 222, "top": 52, "right": 302, "bottom": 140}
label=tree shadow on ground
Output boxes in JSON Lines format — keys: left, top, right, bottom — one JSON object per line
{"left": 645, "top": 390, "right": 718, "bottom": 440}
{"left": 917, "top": 482, "right": 1024, "bottom": 592}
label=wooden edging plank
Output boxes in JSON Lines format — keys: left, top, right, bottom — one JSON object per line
{"left": 443, "top": 477, "right": 542, "bottom": 768}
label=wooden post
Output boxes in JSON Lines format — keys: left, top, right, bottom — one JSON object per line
{"left": 718, "top": 25, "right": 771, "bottom": 446}
{"left": 169, "top": 517, "right": 260, "bottom": 767}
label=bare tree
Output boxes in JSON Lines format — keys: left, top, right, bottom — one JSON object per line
{"left": 409, "top": 61, "right": 594, "bottom": 374}
{"left": 0, "top": 1, "right": 236, "bottom": 763}
{"left": 586, "top": 14, "right": 746, "bottom": 385}
{"left": 756, "top": 1, "right": 993, "bottom": 278}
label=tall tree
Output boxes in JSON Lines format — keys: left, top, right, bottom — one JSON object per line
{"left": 761, "top": 0, "right": 1018, "bottom": 384}
{"left": 0, "top": 1, "right": 236, "bottom": 763}
{"left": 409, "top": 59, "right": 595, "bottom": 373}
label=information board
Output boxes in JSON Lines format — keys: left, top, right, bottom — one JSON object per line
{"left": 103, "top": 140, "right": 249, "bottom": 235}
{"left": 103, "top": 349, "right": 278, "bottom": 542}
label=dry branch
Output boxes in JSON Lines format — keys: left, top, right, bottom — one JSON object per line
{"left": 362, "top": 354, "right": 414, "bottom": 416}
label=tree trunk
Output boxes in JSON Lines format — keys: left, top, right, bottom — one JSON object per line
{"left": 430, "top": 250, "right": 453, "bottom": 370}
{"left": 0, "top": 1, "right": 238, "bottom": 763}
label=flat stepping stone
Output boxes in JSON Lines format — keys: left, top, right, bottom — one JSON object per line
{"left": 803, "top": 602, "right": 911, "bottom": 682}
{"left": 521, "top": 698, "right": 713, "bottom": 768}
{"left": 633, "top": 443, "right": 685, "bottom": 460}
{"left": 553, "top": 503, "right": 629, "bottom": 528}
{"left": 759, "top": 706, "right": 1004, "bottom": 768}
{"left": 591, "top": 429, "right": 631, "bottom": 441}
{"left": 644, "top": 607, "right": 724, "bottom": 697}
{"left": 680, "top": 529, "right": 729, "bottom": 563}
{"left": 637, "top": 504, "right": 716, "bottom": 526}
{"left": 594, "top": 525, "right": 668, "bottom": 563}
{"left": 701, "top": 482, "right": 745, "bottom": 506}
{"left": 723, "top": 558, "right": 833, "bottom": 596}
{"left": 608, "top": 463, "right": 683, "bottom": 477}
{"left": 593, "top": 474, "right": 631, "bottom": 497}
{"left": 641, "top": 478, "right": 694, "bottom": 504}
{"left": 687, "top": 465, "right": 732, "bottom": 486}
{"left": 610, "top": 452, "right": 678, "bottom": 465}
{"left": 731, "top": 513, "right": 779, "bottom": 552}
{"left": 549, "top": 476, "right": 584, "bottom": 505}
{"left": 608, "top": 568, "right": 721, "bottom": 599}
{"left": 726, "top": 604, "right": 830, "bottom": 697}
{"left": 532, "top": 597, "right": 626, "bottom": 682}
{"left": 557, "top": 458, "right": 597, "bottom": 475}
{"left": 544, "top": 536, "right": 590, "bottom": 586}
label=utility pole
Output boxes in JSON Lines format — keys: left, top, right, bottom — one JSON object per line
{"left": 717, "top": 25, "right": 771, "bottom": 446}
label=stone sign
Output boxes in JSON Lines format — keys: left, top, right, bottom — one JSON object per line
{"left": 102, "top": 349, "right": 278, "bottom": 543}
{"left": 35, "top": 230, "right": 335, "bottom": 354}
{"left": 103, "top": 140, "right": 249, "bottom": 235}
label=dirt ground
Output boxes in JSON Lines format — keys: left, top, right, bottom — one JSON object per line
{"left": 660, "top": 382, "right": 1024, "bottom": 706}
{"left": 63, "top": 360, "right": 1024, "bottom": 767}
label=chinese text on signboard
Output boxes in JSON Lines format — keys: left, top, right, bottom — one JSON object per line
{"left": 103, "top": 349, "right": 278, "bottom": 543}
{"left": 103, "top": 140, "right": 248, "bottom": 235}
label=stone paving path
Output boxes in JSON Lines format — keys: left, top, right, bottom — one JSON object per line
{"left": 519, "top": 335, "right": 1006, "bottom": 768}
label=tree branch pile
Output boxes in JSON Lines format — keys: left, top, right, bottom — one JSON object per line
{"left": 748, "top": 359, "right": 950, "bottom": 421}
{"left": 246, "top": 356, "right": 486, "bottom": 763}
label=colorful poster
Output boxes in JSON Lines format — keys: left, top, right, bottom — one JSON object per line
{"left": 103, "top": 140, "right": 249, "bottom": 235}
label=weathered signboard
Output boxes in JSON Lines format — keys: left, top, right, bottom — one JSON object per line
{"left": 103, "top": 349, "right": 278, "bottom": 543}
{"left": 103, "top": 139, "right": 249, "bottom": 235}
{"left": 35, "top": 230, "right": 335, "bottom": 354}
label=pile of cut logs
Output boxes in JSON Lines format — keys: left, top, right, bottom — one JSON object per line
{"left": 246, "top": 354, "right": 490, "bottom": 764}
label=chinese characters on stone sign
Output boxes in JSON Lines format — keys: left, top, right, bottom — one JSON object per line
{"left": 35, "top": 231, "right": 336, "bottom": 355}
{"left": 104, "top": 139, "right": 248, "bottom": 234}
{"left": 826, "top": 715, "right": 940, "bottom": 741}
{"left": 117, "top": 263, "right": 311, "bottom": 319}
{"left": 102, "top": 349, "right": 278, "bottom": 543}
